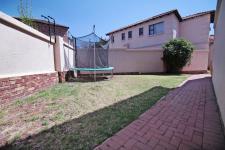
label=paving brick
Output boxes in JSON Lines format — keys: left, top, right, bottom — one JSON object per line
{"left": 159, "top": 140, "right": 177, "bottom": 150}
{"left": 133, "top": 134, "right": 148, "bottom": 144}
{"left": 192, "top": 134, "right": 202, "bottom": 146}
{"left": 147, "top": 138, "right": 159, "bottom": 148}
{"left": 182, "top": 141, "right": 202, "bottom": 150}
{"left": 178, "top": 143, "right": 192, "bottom": 150}
{"left": 164, "top": 129, "right": 174, "bottom": 139}
{"left": 174, "top": 132, "right": 192, "bottom": 141}
{"left": 123, "top": 138, "right": 137, "bottom": 149}
{"left": 170, "top": 136, "right": 182, "bottom": 148}
{"left": 96, "top": 75, "right": 225, "bottom": 150}
{"left": 154, "top": 145, "right": 166, "bottom": 150}
{"left": 158, "top": 124, "right": 168, "bottom": 135}
{"left": 184, "top": 127, "right": 194, "bottom": 139}
{"left": 143, "top": 131, "right": 153, "bottom": 141}
{"left": 105, "top": 138, "right": 121, "bottom": 149}
{"left": 134, "top": 141, "right": 151, "bottom": 150}
{"left": 111, "top": 136, "right": 126, "bottom": 146}
{"left": 137, "top": 125, "right": 150, "bottom": 137}
{"left": 119, "top": 147, "right": 127, "bottom": 150}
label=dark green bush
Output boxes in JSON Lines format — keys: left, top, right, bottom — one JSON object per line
{"left": 163, "top": 38, "right": 194, "bottom": 73}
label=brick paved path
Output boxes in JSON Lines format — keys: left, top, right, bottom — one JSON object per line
{"left": 95, "top": 75, "right": 225, "bottom": 150}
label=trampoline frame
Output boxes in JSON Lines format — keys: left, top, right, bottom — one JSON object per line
{"left": 70, "top": 67, "right": 114, "bottom": 79}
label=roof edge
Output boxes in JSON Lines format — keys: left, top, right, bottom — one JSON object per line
{"left": 106, "top": 9, "right": 181, "bottom": 36}
{"left": 106, "top": 9, "right": 215, "bottom": 36}
{"left": 182, "top": 10, "right": 215, "bottom": 23}
{"left": 14, "top": 17, "right": 69, "bottom": 29}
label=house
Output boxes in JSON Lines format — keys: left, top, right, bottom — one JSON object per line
{"left": 212, "top": 0, "right": 225, "bottom": 128}
{"left": 106, "top": 10, "right": 215, "bottom": 73}
{"left": 15, "top": 17, "right": 70, "bottom": 42}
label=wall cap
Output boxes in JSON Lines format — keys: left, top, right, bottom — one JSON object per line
{"left": 0, "top": 11, "right": 54, "bottom": 43}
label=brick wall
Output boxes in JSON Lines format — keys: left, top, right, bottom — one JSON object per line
{"left": 0, "top": 72, "right": 58, "bottom": 105}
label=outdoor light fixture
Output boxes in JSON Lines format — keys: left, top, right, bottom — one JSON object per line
{"left": 41, "top": 15, "right": 51, "bottom": 43}
{"left": 48, "top": 16, "right": 56, "bottom": 42}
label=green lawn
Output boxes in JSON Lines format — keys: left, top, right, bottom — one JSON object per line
{"left": 0, "top": 75, "right": 187, "bottom": 150}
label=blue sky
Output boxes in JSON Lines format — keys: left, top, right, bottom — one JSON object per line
{"left": 0, "top": 0, "right": 216, "bottom": 38}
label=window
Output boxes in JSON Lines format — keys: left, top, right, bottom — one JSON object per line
{"left": 111, "top": 35, "right": 114, "bottom": 43}
{"left": 128, "top": 31, "right": 132, "bottom": 39}
{"left": 149, "top": 22, "right": 164, "bottom": 36}
{"left": 121, "top": 33, "right": 125, "bottom": 40}
{"left": 149, "top": 25, "right": 154, "bottom": 35}
{"left": 139, "top": 27, "right": 144, "bottom": 36}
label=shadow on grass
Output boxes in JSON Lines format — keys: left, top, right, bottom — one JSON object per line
{"left": 1, "top": 86, "right": 171, "bottom": 150}
{"left": 112, "top": 72, "right": 185, "bottom": 76}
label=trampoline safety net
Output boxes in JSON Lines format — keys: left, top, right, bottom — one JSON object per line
{"left": 75, "top": 32, "right": 109, "bottom": 69}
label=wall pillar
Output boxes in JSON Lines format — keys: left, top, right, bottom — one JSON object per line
{"left": 53, "top": 36, "right": 75, "bottom": 82}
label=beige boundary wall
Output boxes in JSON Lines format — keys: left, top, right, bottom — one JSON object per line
{"left": 0, "top": 11, "right": 55, "bottom": 78}
{"left": 0, "top": 11, "right": 58, "bottom": 104}
{"left": 109, "top": 48, "right": 209, "bottom": 73}
{"left": 109, "top": 48, "right": 164, "bottom": 73}
{"left": 212, "top": 0, "right": 225, "bottom": 126}
{"left": 182, "top": 50, "right": 209, "bottom": 72}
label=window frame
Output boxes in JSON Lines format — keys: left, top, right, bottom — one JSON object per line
{"left": 149, "top": 22, "right": 164, "bottom": 36}
{"left": 111, "top": 35, "right": 114, "bottom": 43}
{"left": 121, "top": 33, "right": 125, "bottom": 41}
{"left": 128, "top": 31, "right": 132, "bottom": 39}
{"left": 139, "top": 27, "right": 144, "bottom": 36}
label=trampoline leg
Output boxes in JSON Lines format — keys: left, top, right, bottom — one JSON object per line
{"left": 94, "top": 72, "right": 96, "bottom": 82}
{"left": 111, "top": 70, "right": 114, "bottom": 79}
{"left": 77, "top": 70, "right": 80, "bottom": 78}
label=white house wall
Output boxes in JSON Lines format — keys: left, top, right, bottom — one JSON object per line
{"left": 109, "top": 14, "right": 179, "bottom": 49}
{"left": 180, "top": 14, "right": 211, "bottom": 50}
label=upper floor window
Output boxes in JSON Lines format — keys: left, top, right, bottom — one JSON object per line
{"left": 111, "top": 35, "right": 114, "bottom": 43}
{"left": 128, "top": 31, "right": 132, "bottom": 39}
{"left": 139, "top": 27, "right": 144, "bottom": 36}
{"left": 122, "top": 33, "right": 125, "bottom": 40}
{"left": 149, "top": 22, "right": 164, "bottom": 36}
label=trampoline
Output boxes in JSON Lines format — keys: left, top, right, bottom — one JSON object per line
{"left": 71, "top": 67, "right": 114, "bottom": 79}
{"left": 71, "top": 26, "right": 114, "bottom": 81}
{"left": 73, "top": 67, "right": 114, "bottom": 72}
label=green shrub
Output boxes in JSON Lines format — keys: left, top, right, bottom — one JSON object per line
{"left": 163, "top": 38, "right": 194, "bottom": 73}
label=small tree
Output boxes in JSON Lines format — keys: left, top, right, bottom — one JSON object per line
{"left": 18, "top": 0, "right": 35, "bottom": 28}
{"left": 163, "top": 38, "right": 194, "bottom": 73}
